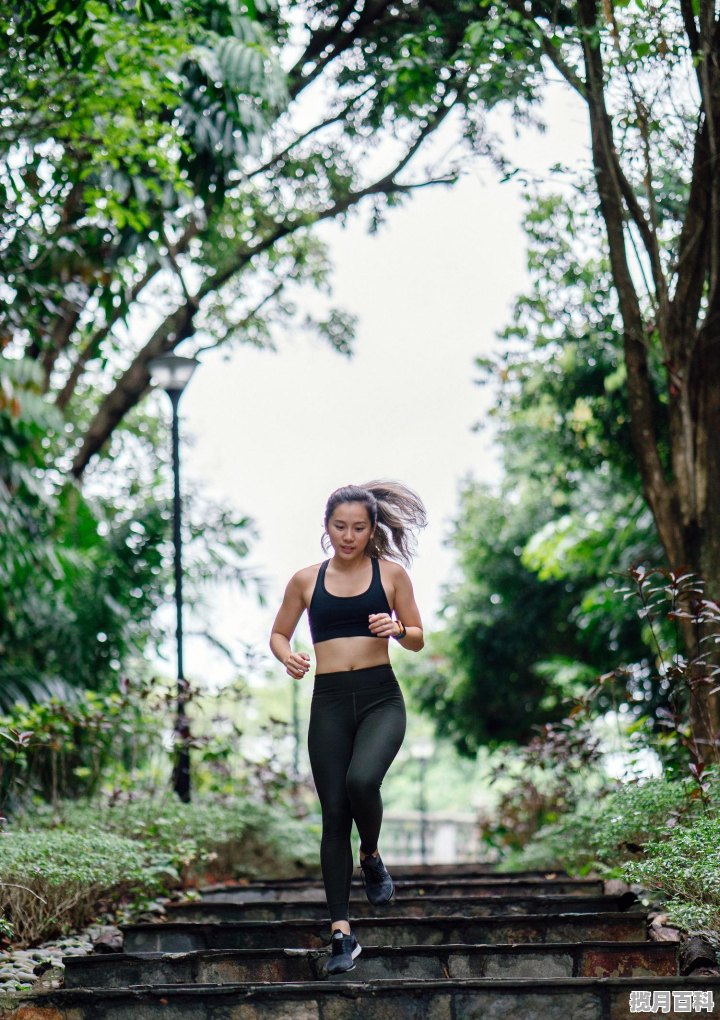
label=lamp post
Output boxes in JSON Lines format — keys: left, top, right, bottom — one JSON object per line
{"left": 148, "top": 354, "right": 199, "bottom": 803}
{"left": 291, "top": 672, "right": 300, "bottom": 782}
{"left": 410, "top": 738, "right": 434, "bottom": 866}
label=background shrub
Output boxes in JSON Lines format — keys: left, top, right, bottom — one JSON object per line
{"left": 497, "top": 771, "right": 720, "bottom": 938}
{"left": 497, "top": 775, "right": 708, "bottom": 875}
{"left": 20, "top": 793, "right": 319, "bottom": 886}
{"left": 0, "top": 830, "right": 174, "bottom": 945}
{"left": 1, "top": 793, "right": 319, "bottom": 946}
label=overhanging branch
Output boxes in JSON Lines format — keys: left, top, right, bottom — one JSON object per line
{"left": 70, "top": 91, "right": 465, "bottom": 479}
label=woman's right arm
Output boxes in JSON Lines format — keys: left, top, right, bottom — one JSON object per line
{"left": 269, "top": 571, "right": 311, "bottom": 679}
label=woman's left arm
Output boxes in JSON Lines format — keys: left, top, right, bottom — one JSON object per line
{"left": 369, "top": 563, "right": 424, "bottom": 651}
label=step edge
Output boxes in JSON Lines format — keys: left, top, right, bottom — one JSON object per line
{"left": 120, "top": 910, "right": 649, "bottom": 930}
{"left": 22, "top": 974, "right": 720, "bottom": 1001}
{"left": 62, "top": 938, "right": 675, "bottom": 967}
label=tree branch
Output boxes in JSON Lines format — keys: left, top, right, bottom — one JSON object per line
{"left": 55, "top": 267, "right": 158, "bottom": 411}
{"left": 671, "top": 114, "right": 712, "bottom": 341}
{"left": 539, "top": 34, "right": 586, "bottom": 97}
{"left": 681, "top": 0, "right": 701, "bottom": 55}
{"left": 512, "top": 0, "right": 665, "bottom": 303}
{"left": 70, "top": 302, "right": 197, "bottom": 478}
{"left": 287, "top": 0, "right": 393, "bottom": 100}
{"left": 55, "top": 220, "right": 202, "bottom": 410}
{"left": 668, "top": 13, "right": 720, "bottom": 344}
{"left": 246, "top": 85, "right": 376, "bottom": 183}
{"left": 160, "top": 227, "right": 197, "bottom": 309}
{"left": 39, "top": 300, "right": 86, "bottom": 388}
{"left": 193, "top": 281, "right": 285, "bottom": 355}
{"left": 70, "top": 91, "right": 464, "bottom": 479}
{"left": 697, "top": 7, "right": 720, "bottom": 308}
{"left": 505, "top": 0, "right": 586, "bottom": 97}
{"left": 206, "top": 90, "right": 461, "bottom": 299}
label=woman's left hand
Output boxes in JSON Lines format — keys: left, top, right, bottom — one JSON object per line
{"left": 368, "top": 613, "right": 400, "bottom": 638}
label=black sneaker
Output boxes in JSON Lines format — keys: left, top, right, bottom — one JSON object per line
{"left": 360, "top": 851, "right": 395, "bottom": 905}
{"left": 326, "top": 930, "right": 362, "bottom": 975}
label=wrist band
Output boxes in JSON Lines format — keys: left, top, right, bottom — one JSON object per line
{"left": 392, "top": 620, "right": 407, "bottom": 641}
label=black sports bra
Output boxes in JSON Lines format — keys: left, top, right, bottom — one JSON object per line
{"left": 307, "top": 557, "right": 392, "bottom": 644}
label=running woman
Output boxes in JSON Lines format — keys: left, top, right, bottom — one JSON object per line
{"left": 269, "top": 481, "right": 426, "bottom": 974}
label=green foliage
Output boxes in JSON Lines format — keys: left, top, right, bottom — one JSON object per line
{"left": 21, "top": 792, "right": 317, "bottom": 886}
{"left": 421, "top": 0, "right": 720, "bottom": 758}
{"left": 0, "top": 828, "right": 173, "bottom": 945}
{"left": 1, "top": 0, "right": 285, "bottom": 414}
{"left": 485, "top": 188, "right": 658, "bottom": 493}
{"left": 1, "top": 0, "right": 511, "bottom": 490}
{"left": 0, "top": 357, "right": 79, "bottom": 712}
{"left": 4, "top": 0, "right": 284, "bottom": 209}
{"left": 0, "top": 678, "right": 168, "bottom": 808}
{"left": 1, "top": 788, "right": 318, "bottom": 946}
{"left": 1, "top": 3, "right": 493, "bottom": 737}
{"left": 0, "top": 362, "right": 259, "bottom": 770}
{"left": 498, "top": 766, "right": 720, "bottom": 935}
{"left": 422, "top": 183, "right": 676, "bottom": 754}
{"left": 606, "top": 567, "right": 720, "bottom": 766}
{"left": 408, "top": 473, "right": 650, "bottom": 754}
{"left": 500, "top": 773, "right": 716, "bottom": 876}
{"left": 625, "top": 815, "right": 720, "bottom": 935}
{"left": 477, "top": 716, "right": 609, "bottom": 855}
{"left": 0, "top": 469, "right": 168, "bottom": 715}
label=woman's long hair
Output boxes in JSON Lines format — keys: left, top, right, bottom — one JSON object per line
{"left": 321, "top": 480, "right": 427, "bottom": 567}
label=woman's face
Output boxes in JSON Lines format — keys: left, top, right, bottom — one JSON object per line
{"left": 326, "top": 501, "right": 374, "bottom": 559}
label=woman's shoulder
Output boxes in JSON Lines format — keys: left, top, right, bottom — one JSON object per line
{"left": 376, "top": 557, "right": 408, "bottom": 579}
{"left": 289, "top": 561, "right": 325, "bottom": 586}
{"left": 283, "top": 562, "right": 325, "bottom": 606}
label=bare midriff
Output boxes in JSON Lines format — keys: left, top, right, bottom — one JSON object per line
{"left": 314, "top": 635, "right": 391, "bottom": 674}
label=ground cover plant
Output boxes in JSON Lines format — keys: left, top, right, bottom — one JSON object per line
{"left": 498, "top": 771, "right": 720, "bottom": 937}
{"left": 0, "top": 828, "right": 173, "bottom": 946}
{"left": 21, "top": 792, "right": 318, "bottom": 886}
{"left": 1, "top": 791, "right": 318, "bottom": 947}
{"left": 625, "top": 813, "right": 720, "bottom": 935}
{"left": 0, "top": 669, "right": 319, "bottom": 948}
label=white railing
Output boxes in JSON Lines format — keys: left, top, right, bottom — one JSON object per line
{"left": 379, "top": 811, "right": 498, "bottom": 865}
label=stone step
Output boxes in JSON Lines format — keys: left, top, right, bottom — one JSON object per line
{"left": 198, "top": 877, "right": 605, "bottom": 902}
{"left": 166, "top": 892, "right": 636, "bottom": 923}
{"left": 122, "top": 910, "right": 649, "bottom": 953}
{"left": 62, "top": 940, "right": 678, "bottom": 988}
{"left": 236, "top": 865, "right": 563, "bottom": 884}
{"left": 8, "top": 976, "right": 720, "bottom": 1020}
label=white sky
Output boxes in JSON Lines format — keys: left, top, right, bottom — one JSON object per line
{"left": 158, "top": 83, "right": 591, "bottom": 686}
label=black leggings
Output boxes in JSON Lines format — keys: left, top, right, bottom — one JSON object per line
{"left": 307, "top": 664, "right": 406, "bottom": 922}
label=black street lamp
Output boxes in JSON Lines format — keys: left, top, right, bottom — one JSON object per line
{"left": 411, "top": 739, "right": 434, "bottom": 866}
{"left": 291, "top": 672, "right": 300, "bottom": 782}
{"left": 148, "top": 354, "right": 199, "bottom": 803}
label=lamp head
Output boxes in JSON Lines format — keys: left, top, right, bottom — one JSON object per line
{"left": 148, "top": 355, "right": 199, "bottom": 394}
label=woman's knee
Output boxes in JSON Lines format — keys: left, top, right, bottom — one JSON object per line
{"left": 345, "top": 768, "right": 380, "bottom": 805}
{"left": 320, "top": 802, "right": 353, "bottom": 838}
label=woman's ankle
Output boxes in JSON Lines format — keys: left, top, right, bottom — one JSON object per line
{"left": 331, "top": 921, "right": 351, "bottom": 936}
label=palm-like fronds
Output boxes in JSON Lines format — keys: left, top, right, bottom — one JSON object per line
{"left": 180, "top": 8, "right": 287, "bottom": 198}
{"left": 0, "top": 666, "right": 83, "bottom": 715}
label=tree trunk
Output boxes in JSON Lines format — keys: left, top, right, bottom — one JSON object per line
{"left": 575, "top": 0, "right": 720, "bottom": 761}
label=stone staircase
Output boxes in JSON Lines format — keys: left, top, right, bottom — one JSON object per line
{"left": 4, "top": 862, "right": 720, "bottom": 1019}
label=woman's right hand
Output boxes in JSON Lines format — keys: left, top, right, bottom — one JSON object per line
{"left": 285, "top": 652, "right": 311, "bottom": 679}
